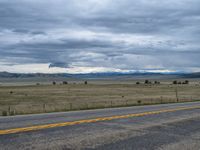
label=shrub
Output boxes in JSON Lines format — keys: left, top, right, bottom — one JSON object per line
{"left": 84, "top": 81, "right": 88, "bottom": 85}
{"left": 9, "top": 110, "right": 15, "bottom": 116}
{"left": 2, "top": 111, "right": 7, "bottom": 116}
{"left": 136, "top": 82, "right": 140, "bottom": 85}
{"left": 63, "top": 81, "right": 68, "bottom": 85}
{"left": 52, "top": 81, "right": 56, "bottom": 85}
{"left": 145, "top": 80, "right": 149, "bottom": 84}
{"left": 154, "top": 81, "right": 160, "bottom": 84}
{"left": 184, "top": 80, "right": 189, "bottom": 84}
{"left": 173, "top": 80, "right": 177, "bottom": 84}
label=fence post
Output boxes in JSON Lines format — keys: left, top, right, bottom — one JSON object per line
{"left": 65, "top": 103, "right": 68, "bottom": 111}
{"left": 175, "top": 87, "right": 179, "bottom": 102}
{"left": 43, "top": 104, "right": 46, "bottom": 113}
{"left": 13, "top": 106, "right": 16, "bottom": 115}
{"left": 86, "top": 103, "right": 89, "bottom": 109}
{"left": 7, "top": 106, "right": 11, "bottom": 115}
{"left": 70, "top": 103, "right": 72, "bottom": 110}
{"left": 8, "top": 106, "right": 11, "bottom": 115}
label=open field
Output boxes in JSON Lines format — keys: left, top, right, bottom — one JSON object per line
{"left": 0, "top": 80, "right": 200, "bottom": 116}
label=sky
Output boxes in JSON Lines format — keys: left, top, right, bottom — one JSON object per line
{"left": 0, "top": 0, "right": 200, "bottom": 73}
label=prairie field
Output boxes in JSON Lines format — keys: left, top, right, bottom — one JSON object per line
{"left": 0, "top": 80, "right": 200, "bottom": 116}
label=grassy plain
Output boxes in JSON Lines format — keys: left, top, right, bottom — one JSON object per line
{"left": 0, "top": 79, "right": 200, "bottom": 116}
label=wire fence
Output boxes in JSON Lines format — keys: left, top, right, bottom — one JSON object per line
{"left": 1, "top": 96, "right": 200, "bottom": 116}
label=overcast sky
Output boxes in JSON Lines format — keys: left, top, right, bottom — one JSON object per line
{"left": 0, "top": 0, "right": 200, "bottom": 73}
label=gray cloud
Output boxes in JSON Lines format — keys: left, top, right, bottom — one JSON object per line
{"left": 0, "top": 0, "right": 200, "bottom": 73}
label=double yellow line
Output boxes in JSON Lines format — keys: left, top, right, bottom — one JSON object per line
{"left": 0, "top": 105, "right": 200, "bottom": 135}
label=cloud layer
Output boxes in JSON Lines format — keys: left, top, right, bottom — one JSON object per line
{"left": 0, "top": 0, "right": 200, "bottom": 73}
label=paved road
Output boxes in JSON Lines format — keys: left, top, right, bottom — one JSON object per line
{"left": 0, "top": 102, "right": 200, "bottom": 150}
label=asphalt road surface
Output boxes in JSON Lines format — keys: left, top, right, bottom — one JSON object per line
{"left": 0, "top": 101, "right": 200, "bottom": 150}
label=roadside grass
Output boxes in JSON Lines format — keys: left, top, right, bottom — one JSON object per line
{"left": 0, "top": 83, "right": 200, "bottom": 116}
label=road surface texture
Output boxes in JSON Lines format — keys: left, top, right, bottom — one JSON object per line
{"left": 0, "top": 101, "right": 200, "bottom": 150}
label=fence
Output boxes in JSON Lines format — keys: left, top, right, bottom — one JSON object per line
{"left": 1, "top": 96, "right": 200, "bottom": 116}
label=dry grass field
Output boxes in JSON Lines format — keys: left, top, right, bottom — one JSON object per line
{"left": 0, "top": 80, "right": 200, "bottom": 116}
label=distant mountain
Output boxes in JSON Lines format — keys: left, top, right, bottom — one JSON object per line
{"left": 0, "top": 71, "right": 199, "bottom": 79}
{"left": 0, "top": 72, "right": 71, "bottom": 78}
{"left": 180, "top": 72, "right": 200, "bottom": 78}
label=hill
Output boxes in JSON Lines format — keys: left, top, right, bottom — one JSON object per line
{"left": 0, "top": 72, "right": 199, "bottom": 79}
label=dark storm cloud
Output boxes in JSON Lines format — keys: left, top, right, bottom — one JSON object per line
{"left": 49, "top": 62, "right": 69, "bottom": 68}
{"left": 0, "top": 0, "right": 200, "bottom": 72}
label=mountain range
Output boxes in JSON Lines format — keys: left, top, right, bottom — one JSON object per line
{"left": 0, "top": 72, "right": 199, "bottom": 79}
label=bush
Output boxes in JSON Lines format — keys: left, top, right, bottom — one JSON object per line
{"left": 154, "top": 81, "right": 160, "bottom": 84}
{"left": 2, "top": 111, "right": 7, "bottom": 116}
{"left": 136, "top": 82, "right": 140, "bottom": 85}
{"left": 63, "top": 81, "right": 68, "bottom": 85}
{"left": 173, "top": 80, "right": 177, "bottom": 84}
{"left": 84, "top": 81, "right": 88, "bottom": 85}
{"left": 184, "top": 80, "right": 189, "bottom": 84}
{"left": 9, "top": 110, "right": 15, "bottom": 116}
{"left": 145, "top": 80, "right": 150, "bottom": 84}
{"left": 144, "top": 80, "right": 152, "bottom": 84}
{"left": 52, "top": 81, "right": 56, "bottom": 85}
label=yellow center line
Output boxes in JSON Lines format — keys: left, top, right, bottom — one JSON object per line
{"left": 0, "top": 106, "right": 200, "bottom": 135}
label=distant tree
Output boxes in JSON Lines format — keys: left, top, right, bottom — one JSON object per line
{"left": 145, "top": 80, "right": 149, "bottom": 84}
{"left": 154, "top": 81, "right": 160, "bottom": 84}
{"left": 136, "top": 81, "right": 140, "bottom": 85}
{"left": 2, "top": 111, "right": 7, "bottom": 116}
{"left": 184, "top": 80, "right": 189, "bottom": 84}
{"left": 145, "top": 80, "right": 152, "bottom": 84}
{"left": 63, "top": 81, "right": 68, "bottom": 85}
{"left": 84, "top": 81, "right": 88, "bottom": 85}
{"left": 36, "top": 83, "right": 40, "bottom": 86}
{"left": 173, "top": 80, "right": 177, "bottom": 84}
{"left": 52, "top": 81, "right": 56, "bottom": 85}
{"left": 178, "top": 81, "right": 182, "bottom": 84}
